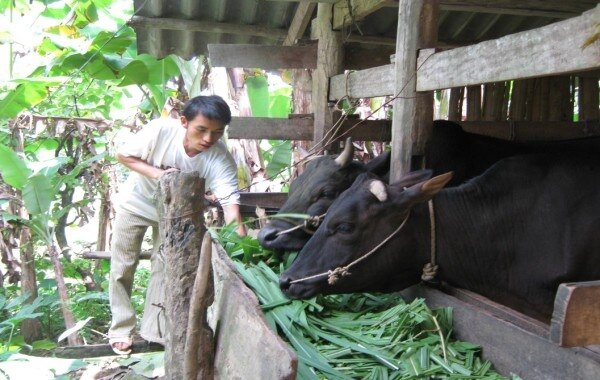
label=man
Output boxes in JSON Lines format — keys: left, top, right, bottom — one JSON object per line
{"left": 109, "top": 95, "right": 246, "bottom": 354}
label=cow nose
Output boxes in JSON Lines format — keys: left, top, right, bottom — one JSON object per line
{"left": 279, "top": 276, "right": 291, "bottom": 291}
{"left": 258, "top": 226, "right": 278, "bottom": 243}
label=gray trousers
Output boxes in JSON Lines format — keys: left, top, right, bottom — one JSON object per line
{"left": 108, "top": 211, "right": 166, "bottom": 344}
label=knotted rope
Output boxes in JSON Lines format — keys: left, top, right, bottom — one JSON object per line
{"left": 421, "top": 199, "right": 439, "bottom": 282}
{"left": 289, "top": 210, "right": 411, "bottom": 286}
{"left": 275, "top": 213, "right": 327, "bottom": 236}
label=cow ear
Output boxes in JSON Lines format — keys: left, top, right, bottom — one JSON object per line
{"left": 390, "top": 169, "right": 433, "bottom": 189}
{"left": 368, "top": 179, "right": 388, "bottom": 202}
{"left": 418, "top": 172, "right": 454, "bottom": 199}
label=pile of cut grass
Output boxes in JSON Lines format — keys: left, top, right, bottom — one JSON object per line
{"left": 214, "top": 226, "right": 512, "bottom": 379}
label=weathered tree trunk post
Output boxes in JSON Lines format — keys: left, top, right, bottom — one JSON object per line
{"left": 311, "top": 3, "right": 343, "bottom": 152}
{"left": 184, "top": 232, "right": 215, "bottom": 379}
{"left": 391, "top": 0, "right": 438, "bottom": 180}
{"left": 159, "top": 172, "right": 207, "bottom": 380}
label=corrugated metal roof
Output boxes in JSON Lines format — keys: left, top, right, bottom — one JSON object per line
{"left": 130, "top": 0, "right": 599, "bottom": 61}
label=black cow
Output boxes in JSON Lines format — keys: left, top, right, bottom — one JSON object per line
{"left": 279, "top": 153, "right": 600, "bottom": 319}
{"left": 259, "top": 119, "right": 600, "bottom": 251}
{"left": 257, "top": 141, "right": 391, "bottom": 251}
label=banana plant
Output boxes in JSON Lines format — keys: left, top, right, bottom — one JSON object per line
{"left": 0, "top": 143, "right": 105, "bottom": 346}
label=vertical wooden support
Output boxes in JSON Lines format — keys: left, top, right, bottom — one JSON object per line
{"left": 448, "top": 87, "right": 463, "bottom": 121}
{"left": 311, "top": 3, "right": 342, "bottom": 152}
{"left": 159, "top": 172, "right": 206, "bottom": 380}
{"left": 391, "top": 0, "right": 438, "bottom": 180}
{"left": 548, "top": 76, "right": 571, "bottom": 121}
{"left": 579, "top": 76, "right": 600, "bottom": 121}
{"left": 466, "top": 85, "right": 481, "bottom": 121}
{"left": 509, "top": 80, "right": 527, "bottom": 121}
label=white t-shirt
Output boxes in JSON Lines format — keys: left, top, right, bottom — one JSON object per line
{"left": 116, "top": 118, "right": 240, "bottom": 222}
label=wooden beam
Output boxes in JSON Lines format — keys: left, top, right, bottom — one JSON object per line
{"left": 82, "top": 251, "right": 152, "bottom": 260}
{"left": 416, "top": 6, "right": 600, "bottom": 91}
{"left": 339, "top": 118, "right": 391, "bottom": 141}
{"left": 330, "top": 64, "right": 395, "bottom": 100}
{"left": 402, "top": 284, "right": 600, "bottom": 379}
{"left": 265, "top": 0, "right": 337, "bottom": 3}
{"left": 333, "top": 0, "right": 396, "bottom": 30}
{"left": 283, "top": 2, "right": 317, "bottom": 46}
{"left": 439, "top": 0, "right": 593, "bottom": 19}
{"left": 550, "top": 281, "right": 600, "bottom": 347}
{"left": 128, "top": 16, "right": 287, "bottom": 39}
{"left": 228, "top": 116, "right": 314, "bottom": 140}
{"left": 208, "top": 44, "right": 317, "bottom": 69}
{"left": 459, "top": 121, "right": 600, "bottom": 141}
{"left": 344, "top": 34, "right": 396, "bottom": 46}
{"left": 239, "top": 192, "right": 288, "bottom": 209}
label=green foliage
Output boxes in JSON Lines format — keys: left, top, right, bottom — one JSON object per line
{"left": 0, "top": 290, "right": 55, "bottom": 353}
{"left": 216, "top": 228, "right": 508, "bottom": 379}
{"left": 0, "top": 143, "right": 32, "bottom": 189}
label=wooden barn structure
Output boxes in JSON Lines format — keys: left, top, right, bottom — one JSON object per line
{"left": 129, "top": 1, "right": 600, "bottom": 378}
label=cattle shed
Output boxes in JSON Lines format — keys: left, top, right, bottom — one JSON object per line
{"left": 129, "top": 1, "right": 600, "bottom": 379}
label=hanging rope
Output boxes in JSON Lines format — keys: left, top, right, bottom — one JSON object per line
{"left": 421, "top": 199, "right": 439, "bottom": 282}
{"left": 289, "top": 210, "right": 411, "bottom": 286}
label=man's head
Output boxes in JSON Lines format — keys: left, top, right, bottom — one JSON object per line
{"left": 181, "top": 95, "right": 232, "bottom": 156}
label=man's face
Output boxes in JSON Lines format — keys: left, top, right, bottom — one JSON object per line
{"left": 181, "top": 114, "right": 225, "bottom": 155}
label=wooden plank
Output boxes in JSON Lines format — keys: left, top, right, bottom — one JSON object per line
{"left": 228, "top": 116, "right": 313, "bottom": 140}
{"left": 402, "top": 284, "right": 600, "bottom": 380}
{"left": 416, "top": 5, "right": 600, "bottom": 91}
{"left": 329, "top": 64, "right": 394, "bottom": 100}
{"left": 82, "top": 251, "right": 152, "bottom": 260}
{"left": 208, "top": 44, "right": 317, "bottom": 69}
{"left": 459, "top": 120, "right": 600, "bottom": 141}
{"left": 128, "top": 16, "right": 287, "bottom": 39}
{"left": 333, "top": 0, "right": 396, "bottom": 30}
{"left": 210, "top": 242, "right": 297, "bottom": 379}
{"left": 283, "top": 2, "right": 317, "bottom": 46}
{"left": 438, "top": 0, "right": 597, "bottom": 18}
{"left": 550, "top": 281, "right": 600, "bottom": 347}
{"left": 338, "top": 118, "right": 391, "bottom": 141}
{"left": 239, "top": 192, "right": 288, "bottom": 209}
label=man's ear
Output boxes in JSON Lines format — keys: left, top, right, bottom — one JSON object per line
{"left": 180, "top": 116, "right": 189, "bottom": 129}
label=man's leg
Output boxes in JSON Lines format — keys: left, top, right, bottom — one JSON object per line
{"left": 108, "top": 211, "right": 156, "bottom": 351}
{"left": 140, "top": 225, "right": 166, "bottom": 344}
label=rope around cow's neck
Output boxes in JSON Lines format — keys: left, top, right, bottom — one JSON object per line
{"left": 276, "top": 213, "right": 327, "bottom": 236}
{"left": 289, "top": 210, "right": 411, "bottom": 286}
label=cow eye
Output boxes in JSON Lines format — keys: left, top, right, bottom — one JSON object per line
{"left": 335, "top": 222, "right": 354, "bottom": 234}
{"left": 320, "top": 190, "right": 336, "bottom": 199}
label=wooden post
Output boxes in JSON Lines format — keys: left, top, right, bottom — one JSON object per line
{"left": 184, "top": 232, "right": 215, "bottom": 379}
{"left": 311, "top": 3, "right": 342, "bottom": 152}
{"left": 391, "top": 0, "right": 438, "bottom": 180}
{"left": 159, "top": 172, "right": 206, "bottom": 380}
{"left": 448, "top": 87, "right": 463, "bottom": 121}
{"left": 550, "top": 281, "right": 600, "bottom": 347}
{"left": 579, "top": 76, "right": 600, "bottom": 121}
{"left": 466, "top": 85, "right": 481, "bottom": 121}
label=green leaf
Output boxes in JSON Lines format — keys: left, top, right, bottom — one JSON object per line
{"left": 118, "top": 60, "right": 149, "bottom": 86}
{"left": 0, "top": 144, "right": 31, "bottom": 189}
{"left": 246, "top": 75, "right": 269, "bottom": 117}
{"left": 22, "top": 174, "right": 54, "bottom": 216}
{"left": 89, "top": 28, "right": 135, "bottom": 55}
{"left": 40, "top": 4, "right": 72, "bottom": 19}
{"left": 266, "top": 140, "right": 292, "bottom": 178}
{"left": 0, "top": 84, "right": 48, "bottom": 119}
{"left": 269, "top": 85, "right": 292, "bottom": 117}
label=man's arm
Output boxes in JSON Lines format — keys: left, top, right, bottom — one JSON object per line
{"left": 116, "top": 153, "right": 178, "bottom": 179}
{"left": 222, "top": 203, "right": 247, "bottom": 236}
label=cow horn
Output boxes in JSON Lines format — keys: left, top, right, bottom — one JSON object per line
{"left": 369, "top": 180, "right": 388, "bottom": 202}
{"left": 334, "top": 137, "right": 354, "bottom": 168}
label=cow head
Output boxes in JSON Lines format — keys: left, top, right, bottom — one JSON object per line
{"left": 258, "top": 141, "right": 390, "bottom": 251}
{"left": 279, "top": 170, "right": 453, "bottom": 299}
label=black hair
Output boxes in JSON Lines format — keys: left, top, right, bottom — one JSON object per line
{"left": 182, "top": 95, "right": 232, "bottom": 125}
